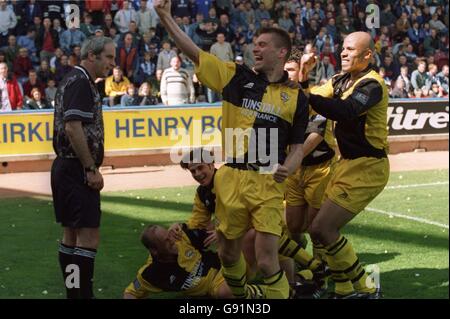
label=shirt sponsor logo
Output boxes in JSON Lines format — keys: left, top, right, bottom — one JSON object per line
{"left": 243, "top": 82, "right": 255, "bottom": 89}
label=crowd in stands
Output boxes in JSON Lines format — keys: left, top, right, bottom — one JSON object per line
{"left": 0, "top": 0, "right": 448, "bottom": 112}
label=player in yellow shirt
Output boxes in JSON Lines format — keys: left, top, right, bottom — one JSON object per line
{"left": 300, "top": 32, "right": 389, "bottom": 298}
{"left": 284, "top": 48, "right": 337, "bottom": 262}
{"left": 167, "top": 149, "right": 329, "bottom": 298}
{"left": 154, "top": 0, "right": 309, "bottom": 299}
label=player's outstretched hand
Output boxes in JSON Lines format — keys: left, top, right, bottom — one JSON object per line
{"left": 168, "top": 223, "right": 183, "bottom": 243}
{"left": 273, "top": 164, "right": 289, "bottom": 183}
{"left": 154, "top": 0, "right": 172, "bottom": 17}
{"left": 300, "top": 53, "right": 317, "bottom": 73}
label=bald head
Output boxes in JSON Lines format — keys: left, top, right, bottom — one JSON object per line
{"left": 341, "top": 32, "right": 374, "bottom": 75}
{"left": 346, "top": 32, "right": 374, "bottom": 51}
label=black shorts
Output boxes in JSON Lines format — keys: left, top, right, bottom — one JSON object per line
{"left": 51, "top": 157, "right": 101, "bottom": 228}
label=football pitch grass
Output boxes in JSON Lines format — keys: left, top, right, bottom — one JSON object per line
{"left": 0, "top": 169, "right": 448, "bottom": 299}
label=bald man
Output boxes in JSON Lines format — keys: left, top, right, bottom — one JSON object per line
{"left": 299, "top": 32, "right": 389, "bottom": 299}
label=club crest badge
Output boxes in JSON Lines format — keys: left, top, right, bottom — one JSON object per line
{"left": 281, "top": 92, "right": 289, "bottom": 103}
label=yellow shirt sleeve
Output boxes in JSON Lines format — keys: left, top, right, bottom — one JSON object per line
{"left": 187, "top": 192, "right": 212, "bottom": 230}
{"left": 124, "top": 256, "right": 163, "bottom": 299}
{"left": 309, "top": 77, "right": 334, "bottom": 98}
{"left": 195, "top": 50, "right": 237, "bottom": 93}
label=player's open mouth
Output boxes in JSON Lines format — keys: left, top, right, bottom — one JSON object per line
{"left": 254, "top": 56, "right": 263, "bottom": 62}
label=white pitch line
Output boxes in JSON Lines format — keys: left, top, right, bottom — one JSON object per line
{"left": 365, "top": 207, "right": 449, "bottom": 230}
{"left": 385, "top": 181, "right": 449, "bottom": 189}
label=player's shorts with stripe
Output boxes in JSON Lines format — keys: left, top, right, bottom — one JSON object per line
{"left": 51, "top": 157, "right": 101, "bottom": 228}
{"left": 213, "top": 165, "right": 285, "bottom": 240}
{"left": 324, "top": 157, "right": 390, "bottom": 214}
{"left": 285, "top": 157, "right": 336, "bottom": 209}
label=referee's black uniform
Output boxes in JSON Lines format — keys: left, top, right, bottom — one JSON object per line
{"left": 51, "top": 65, "right": 104, "bottom": 299}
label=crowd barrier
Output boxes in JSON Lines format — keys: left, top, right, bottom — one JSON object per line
{"left": 0, "top": 99, "right": 448, "bottom": 173}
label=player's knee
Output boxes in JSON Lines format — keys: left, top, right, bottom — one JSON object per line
{"left": 218, "top": 248, "right": 240, "bottom": 266}
{"left": 308, "top": 221, "right": 326, "bottom": 243}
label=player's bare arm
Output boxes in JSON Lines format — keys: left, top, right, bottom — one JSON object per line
{"left": 154, "top": 0, "right": 200, "bottom": 65}
{"left": 273, "top": 143, "right": 304, "bottom": 183}
{"left": 303, "top": 133, "right": 324, "bottom": 157}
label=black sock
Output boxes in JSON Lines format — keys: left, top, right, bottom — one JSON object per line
{"left": 73, "top": 247, "right": 97, "bottom": 299}
{"left": 58, "top": 243, "right": 79, "bottom": 299}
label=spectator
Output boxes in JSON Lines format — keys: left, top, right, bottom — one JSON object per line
{"left": 427, "top": 63, "right": 440, "bottom": 87}
{"left": 314, "top": 27, "right": 334, "bottom": 54}
{"left": 86, "top": 0, "right": 108, "bottom": 26}
{"left": 24, "top": 87, "right": 51, "bottom": 110}
{"left": 102, "top": 13, "right": 115, "bottom": 37}
{"left": 0, "top": 0, "right": 17, "bottom": 48}
{"left": 424, "top": 28, "right": 441, "bottom": 56}
{"left": 0, "top": 62, "right": 22, "bottom": 111}
{"left": 50, "top": 47, "right": 64, "bottom": 72}
{"left": 404, "top": 44, "right": 418, "bottom": 63}
{"left": 137, "top": 81, "right": 159, "bottom": 105}
{"left": 396, "top": 12, "right": 411, "bottom": 38}
{"left": 429, "top": 82, "right": 445, "bottom": 98}
{"left": 429, "top": 13, "right": 448, "bottom": 34}
{"left": 210, "top": 32, "right": 233, "bottom": 62}
{"left": 52, "top": 18, "right": 64, "bottom": 37}
{"left": 413, "top": 87, "right": 423, "bottom": 98}
{"left": 114, "top": 0, "right": 139, "bottom": 34}
{"left": 136, "top": 50, "right": 156, "bottom": 84}
{"left": 230, "top": 2, "right": 248, "bottom": 32}
{"left": 138, "top": 0, "right": 157, "bottom": 34}
{"left": 390, "top": 77, "right": 409, "bottom": 98}
{"left": 381, "top": 55, "right": 399, "bottom": 81}
{"left": 23, "top": 0, "right": 43, "bottom": 32}
{"left": 13, "top": 47, "right": 33, "bottom": 84}
{"left": 54, "top": 54, "right": 73, "bottom": 83}
{"left": 3, "top": 35, "right": 18, "bottom": 66}
{"left": 196, "top": 0, "right": 213, "bottom": 19}
{"left": 80, "top": 13, "right": 96, "bottom": 38}
{"left": 195, "top": 17, "right": 220, "bottom": 51}
{"left": 397, "top": 65, "right": 412, "bottom": 93}
{"left": 18, "top": 26, "right": 38, "bottom": 64}
{"left": 59, "top": 26, "right": 87, "bottom": 55}
{"left": 107, "top": 0, "right": 123, "bottom": 18}
{"left": 156, "top": 40, "right": 177, "bottom": 81}
{"left": 45, "top": 78, "right": 57, "bottom": 107}
{"left": 36, "top": 17, "right": 59, "bottom": 63}
{"left": 160, "top": 56, "right": 195, "bottom": 106}
{"left": 105, "top": 66, "right": 130, "bottom": 106}
{"left": 278, "top": 8, "right": 294, "bottom": 32}
{"left": 254, "top": 2, "right": 270, "bottom": 28}
{"left": 380, "top": 4, "right": 397, "bottom": 28}
{"left": 316, "top": 55, "right": 335, "bottom": 83}
{"left": 117, "top": 32, "right": 139, "bottom": 81}
{"left": 0, "top": 50, "right": 10, "bottom": 70}
{"left": 120, "top": 83, "right": 140, "bottom": 106}
{"left": 436, "top": 65, "right": 449, "bottom": 95}
{"left": 411, "top": 61, "right": 430, "bottom": 91}
{"left": 23, "top": 69, "right": 46, "bottom": 99}
{"left": 379, "top": 67, "right": 392, "bottom": 88}
{"left": 407, "top": 22, "right": 426, "bottom": 49}
{"left": 217, "top": 13, "right": 234, "bottom": 44}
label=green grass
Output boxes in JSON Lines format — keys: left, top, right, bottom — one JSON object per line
{"left": 0, "top": 170, "right": 447, "bottom": 299}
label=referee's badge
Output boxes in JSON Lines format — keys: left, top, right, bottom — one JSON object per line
{"left": 281, "top": 92, "right": 289, "bottom": 103}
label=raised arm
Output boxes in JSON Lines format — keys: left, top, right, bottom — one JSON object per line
{"left": 154, "top": 0, "right": 201, "bottom": 65}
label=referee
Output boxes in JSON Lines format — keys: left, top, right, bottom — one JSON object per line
{"left": 51, "top": 36, "right": 116, "bottom": 299}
